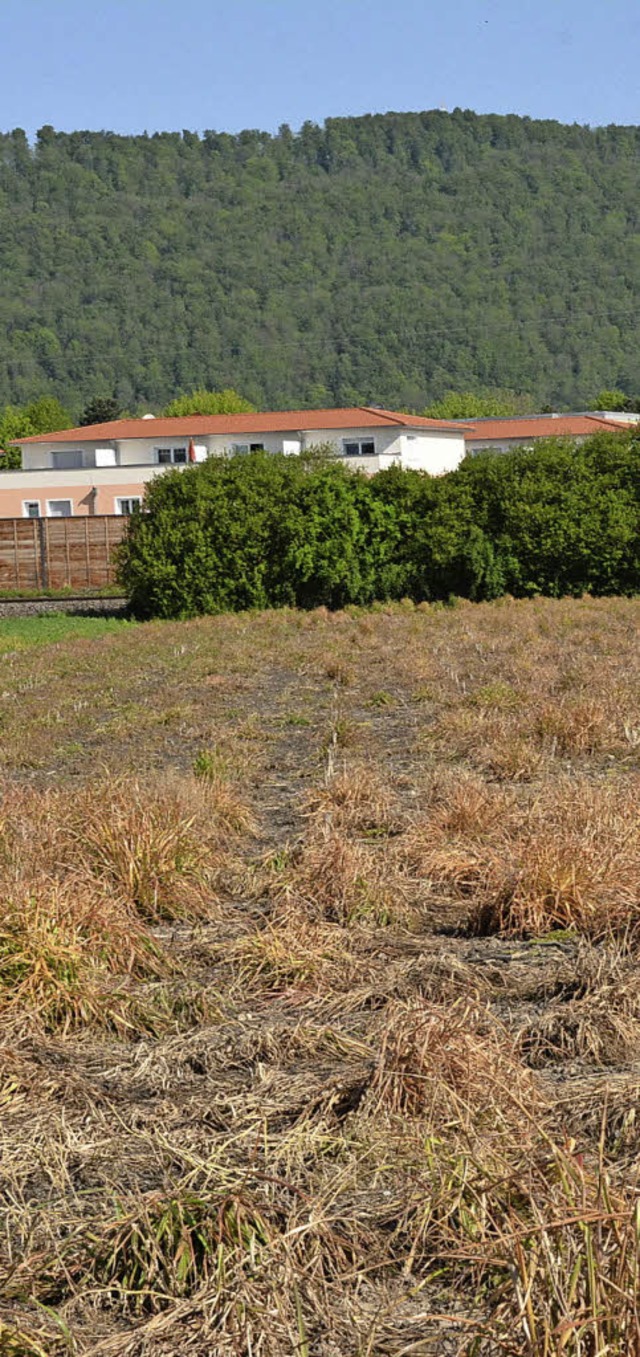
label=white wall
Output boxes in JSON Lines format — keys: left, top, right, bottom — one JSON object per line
{"left": 467, "top": 436, "right": 587, "bottom": 455}
{"left": 301, "top": 427, "right": 399, "bottom": 455}
{"left": 18, "top": 424, "right": 466, "bottom": 476}
{"left": 301, "top": 427, "right": 465, "bottom": 472}
{"left": 466, "top": 439, "right": 518, "bottom": 455}
{"left": 395, "top": 432, "right": 465, "bottom": 473}
{"left": 21, "top": 441, "right": 107, "bottom": 470}
{"left": 205, "top": 431, "right": 297, "bottom": 457}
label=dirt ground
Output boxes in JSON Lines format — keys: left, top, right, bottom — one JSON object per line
{"left": 1, "top": 597, "right": 639, "bottom": 1355}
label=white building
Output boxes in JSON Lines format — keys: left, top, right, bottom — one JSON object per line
{"left": 2, "top": 406, "right": 467, "bottom": 518}
{"left": 462, "top": 412, "right": 634, "bottom": 455}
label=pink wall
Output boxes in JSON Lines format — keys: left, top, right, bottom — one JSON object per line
{"left": 0, "top": 480, "right": 148, "bottom": 519}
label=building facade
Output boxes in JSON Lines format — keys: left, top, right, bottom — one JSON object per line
{"left": 462, "top": 412, "right": 633, "bottom": 455}
{"left": 2, "top": 405, "right": 633, "bottom": 520}
{"left": 1, "top": 407, "right": 467, "bottom": 518}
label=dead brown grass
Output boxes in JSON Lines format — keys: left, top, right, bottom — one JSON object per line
{"left": 402, "top": 774, "right": 640, "bottom": 941}
{"left": 369, "top": 995, "right": 542, "bottom": 1132}
{"left": 0, "top": 773, "right": 250, "bottom": 1036}
{"left": 66, "top": 773, "right": 251, "bottom": 920}
{"left": 1, "top": 598, "right": 640, "bottom": 1355}
{"left": 223, "top": 906, "right": 369, "bottom": 995}
{"left": 517, "top": 941, "right": 640, "bottom": 1067}
{"left": 0, "top": 883, "right": 164, "bottom": 1034}
{"left": 304, "top": 762, "right": 399, "bottom": 834}
{"left": 275, "top": 827, "right": 412, "bottom": 926}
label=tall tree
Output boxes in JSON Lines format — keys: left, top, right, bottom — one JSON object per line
{"left": 422, "top": 390, "right": 536, "bottom": 419}
{"left": 0, "top": 396, "right": 72, "bottom": 468}
{"left": 592, "top": 389, "right": 632, "bottom": 411}
{"left": 162, "top": 389, "right": 255, "bottom": 416}
{"left": 80, "top": 396, "right": 122, "bottom": 426}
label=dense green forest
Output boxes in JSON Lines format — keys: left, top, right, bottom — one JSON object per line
{"left": 2, "top": 110, "right": 640, "bottom": 414}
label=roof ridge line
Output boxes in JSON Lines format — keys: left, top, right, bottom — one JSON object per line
{"left": 357, "top": 405, "right": 407, "bottom": 426}
{"left": 587, "top": 413, "right": 632, "bottom": 427}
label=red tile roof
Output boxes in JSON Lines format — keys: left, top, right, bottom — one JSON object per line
{"left": 465, "top": 414, "right": 634, "bottom": 442}
{"left": 13, "top": 406, "right": 467, "bottom": 445}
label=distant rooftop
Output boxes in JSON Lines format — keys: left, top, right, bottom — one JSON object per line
{"left": 463, "top": 413, "right": 634, "bottom": 440}
{"left": 13, "top": 406, "right": 468, "bottom": 445}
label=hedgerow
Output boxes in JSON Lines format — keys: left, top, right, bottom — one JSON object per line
{"left": 118, "top": 433, "right": 640, "bottom": 618}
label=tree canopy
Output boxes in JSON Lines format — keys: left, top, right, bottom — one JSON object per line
{"left": 3, "top": 112, "right": 640, "bottom": 413}
{"left": 592, "top": 389, "right": 640, "bottom": 412}
{"left": 422, "top": 389, "right": 536, "bottom": 419}
{"left": 0, "top": 396, "right": 72, "bottom": 467}
{"left": 80, "top": 396, "right": 122, "bottom": 426}
{"left": 162, "top": 389, "right": 255, "bottom": 416}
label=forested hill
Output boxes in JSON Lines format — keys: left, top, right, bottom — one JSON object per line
{"left": 2, "top": 110, "right": 640, "bottom": 414}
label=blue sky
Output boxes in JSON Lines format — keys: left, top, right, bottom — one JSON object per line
{"left": 3, "top": 0, "right": 640, "bottom": 138}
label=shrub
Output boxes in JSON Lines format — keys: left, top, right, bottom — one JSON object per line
{"left": 456, "top": 433, "right": 640, "bottom": 597}
{"left": 118, "top": 450, "right": 403, "bottom": 618}
{"left": 118, "top": 433, "right": 640, "bottom": 619}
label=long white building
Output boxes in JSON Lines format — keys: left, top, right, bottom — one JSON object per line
{"left": 2, "top": 406, "right": 467, "bottom": 518}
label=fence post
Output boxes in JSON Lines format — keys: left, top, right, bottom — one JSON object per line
{"left": 12, "top": 520, "right": 20, "bottom": 589}
{"left": 38, "top": 517, "right": 50, "bottom": 589}
{"left": 61, "top": 521, "right": 70, "bottom": 586}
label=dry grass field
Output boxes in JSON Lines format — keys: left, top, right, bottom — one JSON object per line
{"left": 1, "top": 596, "right": 639, "bottom": 1356}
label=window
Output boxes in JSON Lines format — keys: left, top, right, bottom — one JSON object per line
{"left": 52, "top": 450, "right": 83, "bottom": 470}
{"left": 47, "top": 500, "right": 72, "bottom": 517}
{"left": 23, "top": 501, "right": 41, "bottom": 518}
{"left": 342, "top": 438, "right": 376, "bottom": 457}
{"left": 115, "top": 497, "right": 142, "bottom": 516}
{"left": 156, "top": 447, "right": 187, "bottom": 465}
{"left": 230, "top": 442, "right": 264, "bottom": 456}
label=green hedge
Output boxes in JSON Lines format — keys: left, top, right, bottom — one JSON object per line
{"left": 117, "top": 434, "right": 640, "bottom": 619}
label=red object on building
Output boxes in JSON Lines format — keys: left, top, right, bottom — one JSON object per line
{"left": 188, "top": 438, "right": 197, "bottom": 462}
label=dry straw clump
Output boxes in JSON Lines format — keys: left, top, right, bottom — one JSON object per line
{"left": 402, "top": 773, "right": 640, "bottom": 941}
{"left": 517, "top": 941, "right": 640, "bottom": 1068}
{"left": 369, "top": 995, "right": 541, "bottom": 1135}
{"left": 304, "top": 763, "right": 399, "bottom": 835}
{"left": 349, "top": 1000, "right": 640, "bottom": 1356}
{"left": 86, "top": 1186, "right": 275, "bottom": 1313}
{"left": 480, "top": 1147, "right": 640, "bottom": 1356}
{"left": 0, "top": 773, "right": 250, "bottom": 1034}
{"left": 7, "top": 1152, "right": 370, "bottom": 1357}
{"left": 0, "top": 882, "right": 165, "bottom": 1034}
{"left": 0, "top": 1316, "right": 67, "bottom": 1356}
{"left": 275, "top": 827, "right": 411, "bottom": 927}
{"left": 532, "top": 694, "right": 621, "bottom": 756}
{"left": 0, "top": 773, "right": 250, "bottom": 919}
{"left": 469, "top": 779, "right": 640, "bottom": 941}
{"left": 223, "top": 906, "right": 370, "bottom": 997}
{"left": 67, "top": 773, "right": 249, "bottom": 920}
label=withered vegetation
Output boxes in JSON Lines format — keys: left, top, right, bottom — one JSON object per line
{"left": 1, "top": 596, "right": 639, "bottom": 1355}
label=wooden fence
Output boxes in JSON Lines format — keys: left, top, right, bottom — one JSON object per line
{"left": 0, "top": 516, "right": 128, "bottom": 590}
